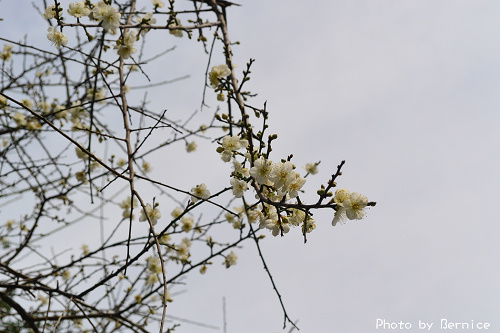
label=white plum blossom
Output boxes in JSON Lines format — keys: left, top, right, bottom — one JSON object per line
{"left": 47, "top": 27, "right": 68, "bottom": 48}
{"left": 119, "top": 196, "right": 138, "bottom": 219}
{"left": 136, "top": 12, "right": 157, "bottom": 36}
{"left": 146, "top": 256, "right": 162, "bottom": 274}
{"left": 266, "top": 218, "right": 290, "bottom": 237}
{"left": 304, "top": 162, "right": 319, "bottom": 175}
{"left": 232, "top": 159, "right": 249, "bottom": 177}
{"left": 246, "top": 208, "right": 263, "bottom": 224}
{"left": 186, "top": 141, "right": 197, "bottom": 152}
{"left": 302, "top": 216, "right": 316, "bottom": 234}
{"left": 67, "top": 2, "right": 91, "bottom": 18}
{"left": 343, "top": 192, "right": 368, "bottom": 220}
{"left": 269, "top": 161, "right": 295, "bottom": 190}
{"left": 331, "top": 188, "right": 350, "bottom": 226}
{"left": 230, "top": 178, "right": 248, "bottom": 198}
{"left": 209, "top": 64, "right": 231, "bottom": 88}
{"left": 219, "top": 135, "right": 248, "bottom": 162}
{"left": 250, "top": 157, "right": 273, "bottom": 185}
{"left": 287, "top": 174, "right": 306, "bottom": 199}
{"left": 12, "top": 112, "right": 27, "bottom": 126}
{"left": 115, "top": 31, "right": 137, "bottom": 59}
{"left": 171, "top": 207, "right": 183, "bottom": 219}
{"left": 190, "top": 183, "right": 210, "bottom": 203}
{"left": 151, "top": 0, "right": 165, "bottom": 8}
{"left": 93, "top": 4, "right": 121, "bottom": 33}
{"left": 288, "top": 209, "right": 305, "bottom": 227}
{"left": 168, "top": 18, "right": 183, "bottom": 38}
{"left": 180, "top": 216, "right": 194, "bottom": 232}
{"left": 43, "top": 5, "right": 57, "bottom": 19}
{"left": 139, "top": 203, "right": 161, "bottom": 225}
{"left": 0, "top": 44, "right": 13, "bottom": 61}
{"left": 224, "top": 251, "right": 238, "bottom": 268}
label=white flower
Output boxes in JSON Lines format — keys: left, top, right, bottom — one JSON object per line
{"left": 67, "top": 2, "right": 91, "bottom": 18}
{"left": 246, "top": 208, "right": 263, "bottom": 224}
{"left": 0, "top": 44, "right": 13, "bottom": 61}
{"left": 266, "top": 218, "right": 290, "bottom": 237}
{"left": 343, "top": 192, "right": 368, "bottom": 220}
{"left": 190, "top": 183, "right": 210, "bottom": 203}
{"left": 302, "top": 216, "right": 316, "bottom": 234}
{"left": 186, "top": 141, "right": 197, "bottom": 152}
{"left": 304, "top": 162, "right": 319, "bottom": 175}
{"left": 0, "top": 95, "right": 8, "bottom": 109}
{"left": 136, "top": 12, "right": 157, "bottom": 36}
{"left": 21, "top": 99, "right": 34, "bottom": 110}
{"left": 230, "top": 178, "right": 248, "bottom": 198}
{"left": 151, "top": 0, "right": 165, "bottom": 8}
{"left": 250, "top": 157, "right": 273, "bottom": 185}
{"left": 209, "top": 64, "right": 231, "bottom": 88}
{"left": 47, "top": 27, "right": 68, "bottom": 48}
{"left": 115, "top": 31, "right": 137, "bottom": 59}
{"left": 139, "top": 203, "right": 161, "bottom": 225}
{"left": 288, "top": 209, "right": 305, "bottom": 226}
{"left": 287, "top": 175, "right": 306, "bottom": 199}
{"left": 334, "top": 188, "right": 351, "bottom": 205}
{"left": 75, "top": 145, "right": 87, "bottom": 159}
{"left": 93, "top": 4, "right": 121, "bottom": 32}
{"left": 146, "top": 256, "right": 162, "bottom": 274}
{"left": 119, "top": 196, "right": 138, "bottom": 219}
{"left": 168, "top": 18, "right": 183, "bottom": 38}
{"left": 269, "top": 161, "right": 295, "bottom": 190}
{"left": 43, "top": 5, "right": 57, "bottom": 19}
{"left": 224, "top": 251, "right": 238, "bottom": 268}
{"left": 331, "top": 188, "right": 351, "bottom": 226}
{"left": 12, "top": 112, "right": 26, "bottom": 126}
{"left": 180, "top": 216, "right": 194, "bottom": 232}
{"left": 171, "top": 207, "right": 183, "bottom": 219}
{"left": 219, "top": 135, "right": 247, "bottom": 162}
{"left": 232, "top": 159, "right": 249, "bottom": 177}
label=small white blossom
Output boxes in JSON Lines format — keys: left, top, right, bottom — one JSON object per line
{"left": 67, "top": 2, "right": 91, "bottom": 18}
{"left": 186, "top": 141, "right": 197, "bottom": 152}
{"left": 331, "top": 188, "right": 350, "bottom": 226}
{"left": 93, "top": 4, "right": 121, "bottom": 32}
{"left": 265, "top": 218, "right": 290, "bottom": 237}
{"left": 287, "top": 175, "right": 306, "bottom": 199}
{"left": 0, "top": 44, "right": 13, "bottom": 61}
{"left": 230, "top": 178, "right": 248, "bottom": 198}
{"left": 219, "top": 135, "right": 247, "bottom": 162}
{"left": 136, "top": 12, "right": 157, "bottom": 36}
{"left": 269, "top": 161, "right": 295, "bottom": 190}
{"left": 250, "top": 157, "right": 273, "bottom": 185}
{"left": 47, "top": 27, "right": 68, "bottom": 48}
{"left": 180, "top": 216, "right": 194, "bottom": 232}
{"left": 171, "top": 207, "right": 183, "bottom": 219}
{"left": 146, "top": 256, "right": 162, "bottom": 274}
{"left": 115, "top": 31, "right": 137, "bottom": 59}
{"left": 168, "top": 18, "right": 183, "bottom": 38}
{"left": 209, "top": 64, "right": 231, "bottom": 88}
{"left": 151, "top": 0, "right": 165, "bottom": 8}
{"left": 139, "top": 203, "right": 161, "bottom": 225}
{"left": 190, "top": 183, "right": 210, "bottom": 203}
{"left": 224, "top": 251, "right": 238, "bottom": 268}
{"left": 304, "top": 162, "right": 319, "bottom": 175}
{"left": 119, "top": 196, "right": 138, "bottom": 219}
{"left": 343, "top": 192, "right": 368, "bottom": 220}
{"left": 43, "top": 5, "right": 57, "bottom": 19}
{"left": 12, "top": 112, "right": 27, "bottom": 126}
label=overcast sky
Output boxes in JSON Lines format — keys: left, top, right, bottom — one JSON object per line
{"left": 1, "top": 1, "right": 499, "bottom": 332}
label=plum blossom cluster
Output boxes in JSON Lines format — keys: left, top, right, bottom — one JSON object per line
{"left": 42, "top": 1, "right": 177, "bottom": 58}
{"left": 331, "top": 189, "right": 369, "bottom": 226}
